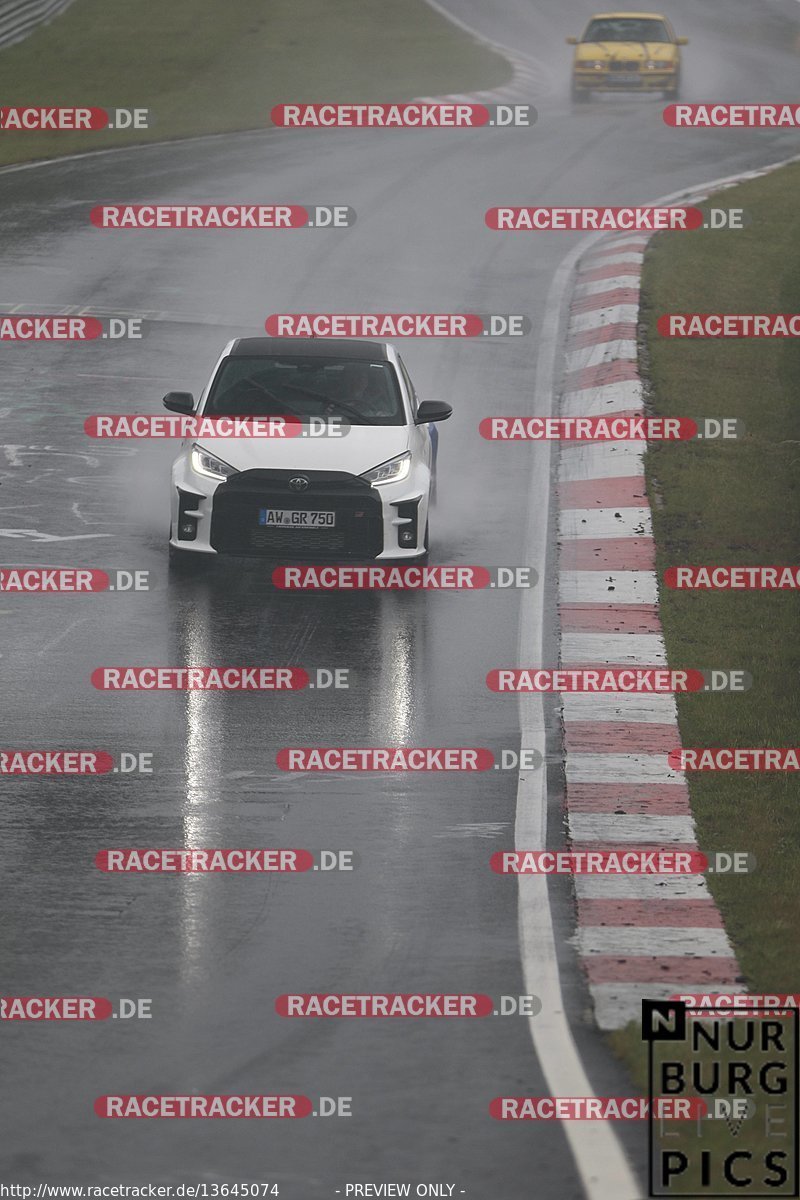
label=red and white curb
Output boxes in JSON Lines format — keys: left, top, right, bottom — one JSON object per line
{"left": 557, "top": 230, "right": 743, "bottom": 1031}
{"left": 419, "top": 0, "right": 552, "bottom": 103}
{"left": 416, "top": 46, "right": 549, "bottom": 105}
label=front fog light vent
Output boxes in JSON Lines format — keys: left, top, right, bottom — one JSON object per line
{"left": 392, "top": 498, "right": 421, "bottom": 549}
{"left": 177, "top": 489, "right": 202, "bottom": 542}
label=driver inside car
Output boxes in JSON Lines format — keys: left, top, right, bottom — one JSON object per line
{"left": 328, "top": 361, "right": 395, "bottom": 420}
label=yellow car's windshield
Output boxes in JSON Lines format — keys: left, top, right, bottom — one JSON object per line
{"left": 583, "top": 17, "right": 672, "bottom": 42}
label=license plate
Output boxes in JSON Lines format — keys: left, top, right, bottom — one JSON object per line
{"left": 258, "top": 508, "right": 336, "bottom": 528}
{"left": 614, "top": 73, "right": 641, "bottom": 84}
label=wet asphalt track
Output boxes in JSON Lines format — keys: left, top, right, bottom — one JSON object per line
{"left": 0, "top": 0, "right": 799, "bottom": 1192}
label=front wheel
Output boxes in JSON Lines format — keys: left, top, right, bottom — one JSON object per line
{"left": 571, "top": 82, "right": 591, "bottom": 104}
{"left": 664, "top": 75, "right": 681, "bottom": 101}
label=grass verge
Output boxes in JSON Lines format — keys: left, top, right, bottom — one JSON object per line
{"left": 608, "top": 161, "right": 800, "bottom": 1079}
{"left": 0, "top": 0, "right": 511, "bottom": 166}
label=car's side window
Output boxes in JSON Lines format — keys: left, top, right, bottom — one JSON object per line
{"left": 397, "top": 356, "right": 418, "bottom": 415}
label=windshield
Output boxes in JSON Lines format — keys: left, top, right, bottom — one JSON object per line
{"left": 582, "top": 17, "right": 672, "bottom": 43}
{"left": 204, "top": 355, "right": 405, "bottom": 426}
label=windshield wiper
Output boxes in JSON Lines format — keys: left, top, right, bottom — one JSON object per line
{"left": 278, "top": 381, "right": 380, "bottom": 423}
{"left": 320, "top": 398, "right": 378, "bottom": 425}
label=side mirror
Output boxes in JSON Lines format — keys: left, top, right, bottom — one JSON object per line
{"left": 566, "top": 36, "right": 578, "bottom": 45}
{"left": 415, "top": 400, "right": 453, "bottom": 424}
{"left": 677, "top": 36, "right": 689, "bottom": 45}
{"left": 163, "top": 391, "right": 195, "bottom": 414}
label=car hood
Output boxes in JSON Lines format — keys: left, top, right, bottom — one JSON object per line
{"left": 575, "top": 41, "right": 677, "bottom": 61}
{"left": 193, "top": 423, "right": 411, "bottom": 477}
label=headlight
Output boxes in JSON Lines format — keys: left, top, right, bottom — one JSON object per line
{"left": 646, "top": 59, "right": 672, "bottom": 70}
{"left": 190, "top": 444, "right": 237, "bottom": 481}
{"left": 579, "top": 60, "right": 606, "bottom": 70}
{"left": 361, "top": 452, "right": 411, "bottom": 486}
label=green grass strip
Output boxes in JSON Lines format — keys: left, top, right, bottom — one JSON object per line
{"left": 0, "top": 0, "right": 511, "bottom": 165}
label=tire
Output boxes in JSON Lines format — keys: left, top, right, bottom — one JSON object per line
{"left": 571, "top": 82, "right": 590, "bottom": 104}
{"left": 664, "top": 75, "right": 681, "bottom": 101}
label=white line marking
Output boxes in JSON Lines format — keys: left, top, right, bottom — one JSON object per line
{"left": 36, "top": 615, "right": 91, "bottom": 655}
{"left": 0, "top": 528, "right": 112, "bottom": 542}
{"left": 0, "top": 127, "right": 288, "bottom": 180}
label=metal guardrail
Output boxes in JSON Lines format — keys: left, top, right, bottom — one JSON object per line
{"left": 0, "top": 0, "right": 75, "bottom": 49}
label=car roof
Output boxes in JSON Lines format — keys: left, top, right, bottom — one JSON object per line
{"left": 229, "top": 337, "right": 390, "bottom": 360}
{"left": 587, "top": 12, "right": 667, "bottom": 19}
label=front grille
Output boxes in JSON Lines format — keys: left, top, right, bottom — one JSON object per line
{"left": 609, "top": 60, "right": 641, "bottom": 72}
{"left": 248, "top": 528, "right": 349, "bottom": 554}
{"left": 210, "top": 469, "right": 384, "bottom": 560}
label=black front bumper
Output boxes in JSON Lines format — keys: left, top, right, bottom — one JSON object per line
{"left": 210, "top": 469, "right": 384, "bottom": 560}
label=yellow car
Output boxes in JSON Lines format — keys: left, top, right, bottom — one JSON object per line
{"left": 567, "top": 12, "right": 688, "bottom": 103}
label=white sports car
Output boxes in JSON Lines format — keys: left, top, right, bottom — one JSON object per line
{"left": 166, "top": 337, "right": 451, "bottom": 566}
